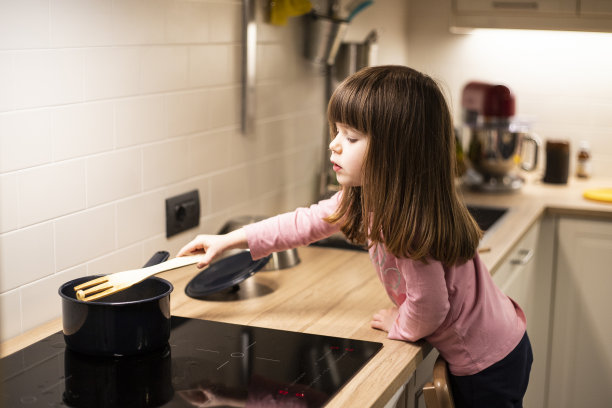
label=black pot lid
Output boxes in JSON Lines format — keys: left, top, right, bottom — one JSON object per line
{"left": 185, "top": 251, "right": 270, "bottom": 298}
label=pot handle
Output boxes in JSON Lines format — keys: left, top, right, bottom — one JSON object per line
{"left": 521, "top": 133, "right": 541, "bottom": 172}
{"left": 144, "top": 251, "right": 170, "bottom": 268}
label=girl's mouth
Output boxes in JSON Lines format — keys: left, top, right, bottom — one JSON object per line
{"left": 332, "top": 162, "right": 342, "bottom": 172}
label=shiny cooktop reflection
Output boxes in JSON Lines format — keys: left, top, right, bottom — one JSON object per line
{"left": 1, "top": 316, "right": 382, "bottom": 407}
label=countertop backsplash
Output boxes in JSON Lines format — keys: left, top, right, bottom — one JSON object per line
{"left": 0, "top": 0, "right": 326, "bottom": 341}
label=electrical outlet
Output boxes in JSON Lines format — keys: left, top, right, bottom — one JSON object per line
{"left": 166, "top": 190, "right": 200, "bottom": 238}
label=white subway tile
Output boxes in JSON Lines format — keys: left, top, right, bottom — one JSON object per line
{"left": 50, "top": 0, "right": 114, "bottom": 47}
{"left": 250, "top": 156, "right": 285, "bottom": 197}
{"left": 54, "top": 205, "right": 115, "bottom": 270}
{"left": 87, "top": 245, "right": 143, "bottom": 277}
{"left": 21, "top": 264, "right": 86, "bottom": 333}
{"left": 209, "top": 167, "right": 250, "bottom": 214}
{"left": 188, "top": 129, "right": 232, "bottom": 177}
{"left": 228, "top": 126, "right": 259, "bottom": 164}
{"left": 167, "top": 90, "right": 210, "bottom": 137}
{"left": 293, "top": 112, "right": 325, "bottom": 148}
{"left": 208, "top": 2, "right": 242, "bottom": 43}
{"left": 286, "top": 145, "right": 319, "bottom": 185}
{"left": 0, "top": 289, "right": 21, "bottom": 341}
{"left": 18, "top": 160, "right": 86, "bottom": 227}
{"left": 229, "top": 119, "right": 291, "bottom": 164}
{"left": 0, "top": 222, "right": 55, "bottom": 292}
{"left": 0, "top": 110, "right": 53, "bottom": 172}
{"left": 142, "top": 139, "right": 190, "bottom": 190}
{"left": 0, "top": 53, "right": 13, "bottom": 111}
{"left": 256, "top": 119, "right": 293, "bottom": 155}
{"left": 112, "top": 0, "right": 166, "bottom": 45}
{"left": 116, "top": 95, "right": 167, "bottom": 148}
{"left": 189, "top": 45, "right": 239, "bottom": 87}
{"left": 12, "top": 50, "right": 82, "bottom": 108}
{"left": 144, "top": 233, "right": 183, "bottom": 260}
{"left": 52, "top": 101, "right": 114, "bottom": 161}
{"left": 208, "top": 86, "right": 240, "bottom": 129}
{"left": 87, "top": 149, "right": 142, "bottom": 207}
{"left": 116, "top": 190, "right": 164, "bottom": 247}
{"left": 0, "top": 174, "right": 19, "bottom": 233}
{"left": 83, "top": 47, "right": 140, "bottom": 100}
{"left": 166, "top": 0, "right": 209, "bottom": 44}
{"left": 257, "top": 44, "right": 290, "bottom": 82}
{"left": 12, "top": 49, "right": 83, "bottom": 110}
{"left": 139, "top": 46, "right": 189, "bottom": 93}
{"left": 0, "top": 0, "right": 49, "bottom": 50}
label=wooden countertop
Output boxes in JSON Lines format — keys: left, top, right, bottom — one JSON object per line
{"left": 2, "top": 175, "right": 611, "bottom": 407}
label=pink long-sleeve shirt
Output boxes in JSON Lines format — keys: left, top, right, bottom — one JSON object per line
{"left": 243, "top": 193, "right": 526, "bottom": 376}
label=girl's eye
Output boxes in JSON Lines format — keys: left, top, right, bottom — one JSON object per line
{"left": 347, "top": 137, "right": 357, "bottom": 143}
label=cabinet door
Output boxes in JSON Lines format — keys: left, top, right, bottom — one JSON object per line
{"left": 548, "top": 217, "right": 612, "bottom": 408}
{"left": 493, "top": 218, "right": 553, "bottom": 408}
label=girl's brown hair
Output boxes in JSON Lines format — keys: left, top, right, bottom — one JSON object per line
{"left": 325, "top": 65, "right": 482, "bottom": 266}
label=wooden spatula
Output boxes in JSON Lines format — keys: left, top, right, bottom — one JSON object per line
{"left": 74, "top": 255, "right": 204, "bottom": 302}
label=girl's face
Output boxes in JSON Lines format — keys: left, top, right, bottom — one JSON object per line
{"left": 329, "top": 123, "right": 368, "bottom": 187}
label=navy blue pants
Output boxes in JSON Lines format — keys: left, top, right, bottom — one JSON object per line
{"left": 449, "top": 332, "right": 533, "bottom": 408}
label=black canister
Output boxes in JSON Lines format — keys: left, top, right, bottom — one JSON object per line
{"left": 543, "top": 140, "right": 570, "bottom": 184}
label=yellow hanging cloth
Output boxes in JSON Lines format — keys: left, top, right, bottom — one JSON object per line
{"left": 270, "top": 0, "right": 312, "bottom": 26}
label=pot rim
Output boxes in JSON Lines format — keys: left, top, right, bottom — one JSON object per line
{"left": 58, "top": 275, "right": 174, "bottom": 306}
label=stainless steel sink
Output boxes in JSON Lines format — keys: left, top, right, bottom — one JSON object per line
{"left": 466, "top": 205, "right": 508, "bottom": 231}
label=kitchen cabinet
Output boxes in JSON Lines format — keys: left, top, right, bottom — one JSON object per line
{"left": 455, "top": 0, "right": 576, "bottom": 14}
{"left": 548, "top": 217, "right": 612, "bottom": 408}
{"left": 451, "top": 0, "right": 612, "bottom": 32}
{"left": 404, "top": 348, "right": 438, "bottom": 408}
{"left": 491, "top": 216, "right": 554, "bottom": 408}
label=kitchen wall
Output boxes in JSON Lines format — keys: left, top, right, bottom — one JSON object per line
{"left": 0, "top": 0, "right": 326, "bottom": 341}
{"left": 3, "top": 0, "right": 611, "bottom": 343}
{"left": 350, "top": 0, "right": 612, "bottom": 176}
{"left": 407, "top": 0, "right": 612, "bottom": 176}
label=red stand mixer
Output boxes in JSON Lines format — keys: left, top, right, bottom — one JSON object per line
{"left": 460, "top": 82, "right": 540, "bottom": 192}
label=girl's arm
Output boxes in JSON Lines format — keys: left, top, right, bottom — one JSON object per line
{"left": 177, "top": 228, "right": 248, "bottom": 269}
{"left": 177, "top": 192, "right": 342, "bottom": 268}
{"left": 384, "top": 259, "right": 450, "bottom": 342}
{"left": 244, "top": 193, "right": 342, "bottom": 260}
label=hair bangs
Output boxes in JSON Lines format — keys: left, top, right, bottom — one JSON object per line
{"left": 327, "top": 76, "right": 371, "bottom": 136}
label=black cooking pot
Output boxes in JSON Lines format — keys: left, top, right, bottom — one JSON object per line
{"left": 58, "top": 251, "right": 173, "bottom": 356}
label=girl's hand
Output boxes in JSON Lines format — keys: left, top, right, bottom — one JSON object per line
{"left": 370, "top": 307, "right": 399, "bottom": 333}
{"left": 177, "top": 228, "right": 248, "bottom": 269}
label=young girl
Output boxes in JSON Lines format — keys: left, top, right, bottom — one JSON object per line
{"left": 178, "top": 65, "right": 533, "bottom": 408}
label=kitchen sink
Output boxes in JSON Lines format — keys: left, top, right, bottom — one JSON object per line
{"left": 312, "top": 205, "right": 508, "bottom": 251}
{"left": 466, "top": 204, "right": 508, "bottom": 231}
{"left": 312, "top": 204, "right": 508, "bottom": 251}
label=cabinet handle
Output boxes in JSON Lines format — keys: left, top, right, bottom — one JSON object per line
{"left": 492, "top": 2, "right": 538, "bottom": 10}
{"left": 511, "top": 248, "right": 534, "bottom": 265}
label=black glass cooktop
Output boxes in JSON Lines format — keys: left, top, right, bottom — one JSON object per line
{"left": 1, "top": 316, "right": 382, "bottom": 407}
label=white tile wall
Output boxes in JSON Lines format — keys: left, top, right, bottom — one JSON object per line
{"left": 0, "top": 109, "right": 53, "bottom": 173}
{"left": 54, "top": 205, "right": 116, "bottom": 270}
{"left": 19, "top": 161, "right": 86, "bottom": 227}
{"left": 0, "top": 222, "right": 55, "bottom": 292}
{"left": 0, "top": 0, "right": 325, "bottom": 341}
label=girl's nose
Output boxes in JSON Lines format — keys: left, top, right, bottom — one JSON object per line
{"left": 329, "top": 134, "right": 341, "bottom": 153}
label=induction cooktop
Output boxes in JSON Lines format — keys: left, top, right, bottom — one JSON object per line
{"left": 1, "top": 316, "right": 382, "bottom": 407}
